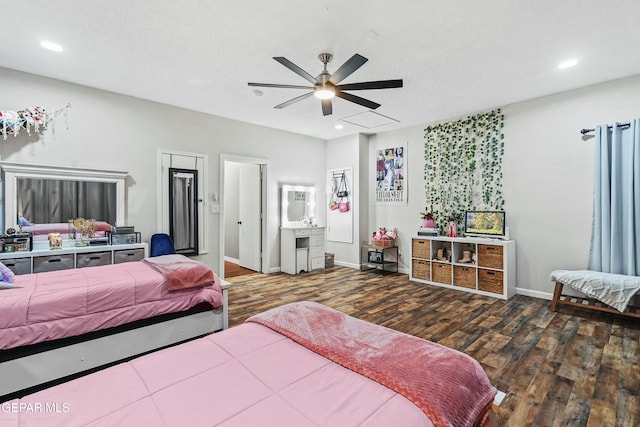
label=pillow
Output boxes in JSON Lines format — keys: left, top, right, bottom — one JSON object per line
{"left": 18, "top": 215, "right": 31, "bottom": 227}
{"left": 0, "top": 262, "right": 15, "bottom": 285}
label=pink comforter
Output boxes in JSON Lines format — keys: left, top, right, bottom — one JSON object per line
{"left": 1, "top": 320, "right": 436, "bottom": 426}
{"left": 248, "top": 301, "right": 497, "bottom": 427}
{"left": 0, "top": 258, "right": 223, "bottom": 350}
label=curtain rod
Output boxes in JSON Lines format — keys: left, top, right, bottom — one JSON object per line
{"left": 579, "top": 122, "right": 631, "bottom": 135}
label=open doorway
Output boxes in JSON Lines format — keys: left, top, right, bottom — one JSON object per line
{"left": 220, "top": 155, "right": 267, "bottom": 279}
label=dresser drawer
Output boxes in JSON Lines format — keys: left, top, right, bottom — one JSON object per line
{"left": 114, "top": 248, "right": 145, "bottom": 264}
{"left": 310, "top": 234, "right": 324, "bottom": 246}
{"left": 33, "top": 254, "right": 74, "bottom": 273}
{"left": 311, "top": 256, "right": 325, "bottom": 270}
{"left": 1, "top": 257, "right": 31, "bottom": 275}
{"left": 294, "top": 229, "right": 311, "bottom": 237}
{"left": 309, "top": 246, "right": 324, "bottom": 258}
{"left": 77, "top": 251, "right": 112, "bottom": 268}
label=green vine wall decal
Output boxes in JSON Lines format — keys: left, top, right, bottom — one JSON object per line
{"left": 423, "top": 109, "right": 504, "bottom": 230}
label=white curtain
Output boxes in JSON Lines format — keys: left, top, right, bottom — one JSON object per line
{"left": 589, "top": 120, "right": 640, "bottom": 275}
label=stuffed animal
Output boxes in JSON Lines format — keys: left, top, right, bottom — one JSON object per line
{"left": 372, "top": 227, "right": 397, "bottom": 242}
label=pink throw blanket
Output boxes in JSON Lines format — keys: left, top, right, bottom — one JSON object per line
{"left": 143, "top": 255, "right": 217, "bottom": 291}
{"left": 247, "top": 301, "right": 496, "bottom": 427}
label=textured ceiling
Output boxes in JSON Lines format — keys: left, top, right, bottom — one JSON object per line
{"left": 3, "top": 1, "right": 640, "bottom": 140}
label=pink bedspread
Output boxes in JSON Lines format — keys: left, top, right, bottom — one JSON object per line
{"left": 0, "top": 257, "right": 223, "bottom": 350}
{"left": 248, "top": 301, "right": 497, "bottom": 427}
{"left": 1, "top": 321, "right": 436, "bottom": 426}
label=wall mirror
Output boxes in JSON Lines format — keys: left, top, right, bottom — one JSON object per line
{"left": 17, "top": 178, "right": 117, "bottom": 224}
{"left": 169, "top": 167, "right": 199, "bottom": 256}
{"left": 281, "top": 184, "right": 315, "bottom": 227}
{"left": 1, "top": 162, "right": 126, "bottom": 230}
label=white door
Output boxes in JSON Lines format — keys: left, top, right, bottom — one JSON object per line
{"left": 238, "top": 164, "right": 261, "bottom": 271}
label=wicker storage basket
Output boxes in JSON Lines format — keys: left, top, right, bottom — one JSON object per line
{"left": 454, "top": 265, "right": 476, "bottom": 289}
{"left": 431, "top": 262, "right": 452, "bottom": 285}
{"left": 372, "top": 238, "right": 395, "bottom": 248}
{"left": 412, "top": 239, "right": 430, "bottom": 259}
{"left": 478, "top": 269, "right": 504, "bottom": 295}
{"left": 412, "top": 259, "right": 430, "bottom": 280}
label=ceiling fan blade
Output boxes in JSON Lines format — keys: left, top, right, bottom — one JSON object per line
{"left": 273, "top": 57, "right": 318, "bottom": 84}
{"left": 321, "top": 99, "right": 332, "bottom": 116}
{"left": 274, "top": 92, "right": 314, "bottom": 109}
{"left": 335, "top": 91, "right": 381, "bottom": 110}
{"left": 248, "top": 82, "right": 313, "bottom": 89}
{"left": 329, "top": 54, "right": 368, "bottom": 85}
{"left": 337, "top": 79, "right": 403, "bottom": 91}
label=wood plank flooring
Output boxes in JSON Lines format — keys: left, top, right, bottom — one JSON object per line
{"left": 224, "top": 260, "right": 256, "bottom": 278}
{"left": 226, "top": 266, "right": 640, "bottom": 427}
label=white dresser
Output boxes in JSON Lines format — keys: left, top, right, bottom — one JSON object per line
{"left": 280, "top": 226, "right": 325, "bottom": 274}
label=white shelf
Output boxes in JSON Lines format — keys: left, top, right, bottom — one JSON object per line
{"left": 410, "top": 236, "right": 516, "bottom": 300}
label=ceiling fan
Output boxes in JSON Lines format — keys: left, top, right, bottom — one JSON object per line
{"left": 248, "top": 53, "right": 403, "bottom": 116}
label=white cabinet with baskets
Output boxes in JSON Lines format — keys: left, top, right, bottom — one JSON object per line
{"left": 410, "top": 236, "right": 516, "bottom": 299}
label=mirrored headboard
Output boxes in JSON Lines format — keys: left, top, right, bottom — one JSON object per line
{"left": 0, "top": 162, "right": 127, "bottom": 230}
{"left": 281, "top": 184, "right": 315, "bottom": 227}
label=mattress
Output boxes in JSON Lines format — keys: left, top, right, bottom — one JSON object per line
{"left": 0, "top": 257, "right": 223, "bottom": 350}
{"left": 0, "top": 302, "right": 496, "bottom": 426}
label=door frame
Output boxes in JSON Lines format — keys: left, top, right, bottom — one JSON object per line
{"left": 219, "top": 154, "right": 268, "bottom": 279}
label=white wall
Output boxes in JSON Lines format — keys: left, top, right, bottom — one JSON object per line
{"left": 502, "top": 75, "right": 640, "bottom": 297}
{"left": 0, "top": 67, "right": 327, "bottom": 274}
{"left": 359, "top": 74, "right": 640, "bottom": 297}
{"left": 326, "top": 134, "right": 364, "bottom": 267}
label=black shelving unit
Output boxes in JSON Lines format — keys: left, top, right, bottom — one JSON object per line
{"left": 360, "top": 245, "right": 398, "bottom": 274}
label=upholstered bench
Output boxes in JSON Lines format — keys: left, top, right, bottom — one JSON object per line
{"left": 550, "top": 270, "right": 640, "bottom": 319}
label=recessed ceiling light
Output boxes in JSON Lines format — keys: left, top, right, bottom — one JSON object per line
{"left": 335, "top": 123, "right": 344, "bottom": 130}
{"left": 558, "top": 58, "right": 578, "bottom": 69}
{"left": 252, "top": 89, "right": 263, "bottom": 97}
{"left": 41, "top": 41, "right": 63, "bottom": 52}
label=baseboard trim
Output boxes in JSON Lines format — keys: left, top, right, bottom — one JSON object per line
{"left": 516, "top": 287, "right": 553, "bottom": 300}
{"left": 268, "top": 267, "right": 281, "bottom": 274}
{"left": 335, "top": 261, "right": 360, "bottom": 270}
{"left": 224, "top": 256, "right": 239, "bottom": 264}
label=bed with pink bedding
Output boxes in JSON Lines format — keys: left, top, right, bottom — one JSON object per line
{"left": 0, "top": 302, "right": 498, "bottom": 427}
{"left": 0, "top": 254, "right": 226, "bottom": 399}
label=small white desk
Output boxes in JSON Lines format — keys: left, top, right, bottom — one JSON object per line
{"left": 280, "top": 227, "right": 325, "bottom": 274}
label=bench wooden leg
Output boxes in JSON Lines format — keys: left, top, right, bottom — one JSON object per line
{"left": 550, "top": 282, "right": 563, "bottom": 312}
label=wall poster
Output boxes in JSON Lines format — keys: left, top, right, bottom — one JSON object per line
{"left": 375, "top": 144, "right": 406, "bottom": 205}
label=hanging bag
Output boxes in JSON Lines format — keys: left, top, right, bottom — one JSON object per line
{"left": 336, "top": 173, "right": 349, "bottom": 198}
{"left": 338, "top": 197, "right": 350, "bottom": 212}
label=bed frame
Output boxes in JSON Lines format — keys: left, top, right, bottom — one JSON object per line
{"left": 0, "top": 281, "right": 229, "bottom": 400}
{"left": 551, "top": 281, "right": 640, "bottom": 319}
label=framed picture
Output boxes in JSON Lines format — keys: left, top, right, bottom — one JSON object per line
{"left": 375, "top": 144, "right": 407, "bottom": 206}
{"left": 368, "top": 250, "right": 383, "bottom": 264}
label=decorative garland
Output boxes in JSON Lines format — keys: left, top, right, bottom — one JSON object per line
{"left": 0, "top": 103, "right": 71, "bottom": 140}
{"left": 423, "top": 109, "right": 504, "bottom": 230}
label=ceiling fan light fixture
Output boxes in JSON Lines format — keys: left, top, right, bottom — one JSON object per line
{"left": 314, "top": 85, "right": 335, "bottom": 100}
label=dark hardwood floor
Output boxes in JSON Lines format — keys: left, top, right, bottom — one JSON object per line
{"left": 224, "top": 260, "right": 256, "bottom": 278}
{"left": 226, "top": 266, "right": 640, "bottom": 427}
